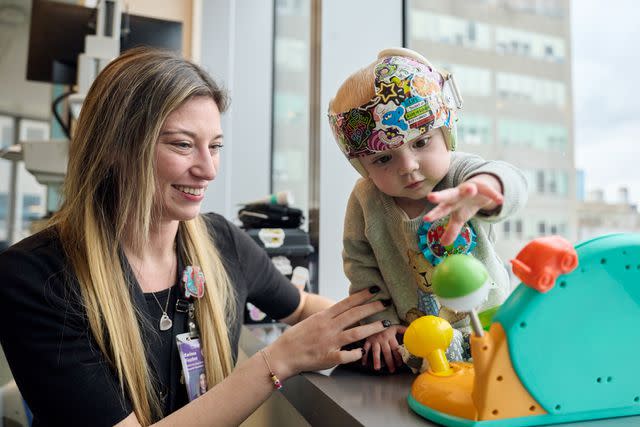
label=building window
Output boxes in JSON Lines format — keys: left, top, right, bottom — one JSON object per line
{"left": 458, "top": 113, "right": 492, "bottom": 145}
{"left": 495, "top": 26, "right": 566, "bottom": 63}
{"left": 409, "top": 10, "right": 491, "bottom": 50}
{"left": 538, "top": 221, "right": 546, "bottom": 235}
{"left": 496, "top": 72, "right": 566, "bottom": 107}
{"left": 536, "top": 170, "right": 545, "bottom": 193}
{"left": 548, "top": 172, "right": 557, "bottom": 194}
{"left": 436, "top": 62, "right": 492, "bottom": 97}
{"left": 498, "top": 0, "right": 566, "bottom": 18}
{"left": 498, "top": 119, "right": 568, "bottom": 151}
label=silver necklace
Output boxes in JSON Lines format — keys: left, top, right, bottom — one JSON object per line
{"left": 151, "top": 287, "right": 173, "bottom": 331}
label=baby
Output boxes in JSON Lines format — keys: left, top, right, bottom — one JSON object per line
{"left": 328, "top": 48, "right": 528, "bottom": 372}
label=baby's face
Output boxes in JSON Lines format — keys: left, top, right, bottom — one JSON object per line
{"left": 361, "top": 128, "right": 450, "bottom": 203}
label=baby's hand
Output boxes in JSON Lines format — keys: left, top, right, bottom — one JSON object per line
{"left": 423, "top": 176, "right": 503, "bottom": 246}
{"left": 362, "top": 325, "right": 407, "bottom": 372}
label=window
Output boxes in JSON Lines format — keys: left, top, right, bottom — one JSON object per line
{"left": 515, "top": 220, "right": 523, "bottom": 239}
{"left": 458, "top": 113, "right": 492, "bottom": 145}
{"left": 536, "top": 170, "right": 545, "bottom": 193}
{"left": 496, "top": 72, "right": 566, "bottom": 107}
{"left": 410, "top": 10, "right": 490, "bottom": 50}
{"left": 496, "top": 26, "right": 566, "bottom": 62}
{"left": 538, "top": 221, "right": 546, "bottom": 235}
{"left": 271, "top": 1, "right": 311, "bottom": 221}
{"left": 437, "top": 62, "right": 492, "bottom": 97}
{"left": 499, "top": 0, "right": 566, "bottom": 18}
{"left": 499, "top": 119, "right": 568, "bottom": 151}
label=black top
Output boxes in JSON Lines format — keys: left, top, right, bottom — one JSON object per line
{"left": 0, "top": 213, "right": 300, "bottom": 426}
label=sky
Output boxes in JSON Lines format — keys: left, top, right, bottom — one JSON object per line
{"left": 571, "top": 0, "right": 640, "bottom": 205}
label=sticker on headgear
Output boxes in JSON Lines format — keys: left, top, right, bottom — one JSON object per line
{"left": 329, "top": 56, "right": 458, "bottom": 160}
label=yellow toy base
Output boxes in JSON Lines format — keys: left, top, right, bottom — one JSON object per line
{"left": 411, "top": 323, "right": 546, "bottom": 422}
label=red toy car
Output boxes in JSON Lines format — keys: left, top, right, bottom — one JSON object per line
{"left": 510, "top": 236, "right": 578, "bottom": 293}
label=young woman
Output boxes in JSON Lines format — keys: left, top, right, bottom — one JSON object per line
{"left": 0, "top": 47, "right": 389, "bottom": 426}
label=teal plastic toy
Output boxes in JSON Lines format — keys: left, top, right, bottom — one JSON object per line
{"left": 407, "top": 234, "right": 640, "bottom": 426}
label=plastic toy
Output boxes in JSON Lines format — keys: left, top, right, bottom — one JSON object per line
{"left": 404, "top": 315, "right": 455, "bottom": 376}
{"left": 406, "top": 234, "right": 640, "bottom": 426}
{"left": 510, "top": 236, "right": 578, "bottom": 293}
{"left": 431, "top": 254, "right": 490, "bottom": 336}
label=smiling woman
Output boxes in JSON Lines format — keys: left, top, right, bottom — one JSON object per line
{"left": 0, "top": 47, "right": 390, "bottom": 427}
{"left": 155, "top": 97, "right": 222, "bottom": 222}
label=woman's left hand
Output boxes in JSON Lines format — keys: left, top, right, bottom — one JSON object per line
{"left": 423, "top": 175, "right": 503, "bottom": 246}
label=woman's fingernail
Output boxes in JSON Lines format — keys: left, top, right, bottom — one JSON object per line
{"left": 382, "top": 320, "right": 391, "bottom": 328}
{"left": 382, "top": 299, "right": 393, "bottom": 307}
{"left": 369, "top": 285, "right": 381, "bottom": 294}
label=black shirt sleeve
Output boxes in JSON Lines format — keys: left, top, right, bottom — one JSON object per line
{"left": 0, "top": 230, "right": 132, "bottom": 427}
{"left": 203, "top": 213, "right": 301, "bottom": 320}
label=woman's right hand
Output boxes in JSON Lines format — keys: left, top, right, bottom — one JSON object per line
{"left": 265, "top": 287, "right": 390, "bottom": 379}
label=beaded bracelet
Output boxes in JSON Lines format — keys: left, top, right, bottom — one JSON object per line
{"left": 259, "top": 349, "right": 283, "bottom": 390}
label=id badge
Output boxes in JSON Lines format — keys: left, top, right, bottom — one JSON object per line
{"left": 176, "top": 332, "right": 207, "bottom": 401}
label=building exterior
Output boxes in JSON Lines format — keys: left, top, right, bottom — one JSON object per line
{"left": 407, "top": 0, "right": 576, "bottom": 262}
{"left": 577, "top": 188, "right": 640, "bottom": 242}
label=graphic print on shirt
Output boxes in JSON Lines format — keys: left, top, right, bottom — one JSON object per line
{"left": 405, "top": 249, "right": 439, "bottom": 323}
{"left": 405, "top": 249, "right": 469, "bottom": 326}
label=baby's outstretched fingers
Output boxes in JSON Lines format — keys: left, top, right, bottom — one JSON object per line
{"left": 474, "top": 180, "right": 504, "bottom": 205}
{"left": 423, "top": 203, "right": 453, "bottom": 223}
{"left": 440, "top": 215, "right": 465, "bottom": 246}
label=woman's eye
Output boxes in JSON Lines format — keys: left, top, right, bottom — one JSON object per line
{"left": 172, "top": 141, "right": 192, "bottom": 149}
{"left": 374, "top": 155, "right": 392, "bottom": 165}
{"left": 210, "top": 143, "right": 224, "bottom": 153}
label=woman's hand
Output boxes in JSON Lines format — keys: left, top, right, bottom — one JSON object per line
{"left": 266, "top": 287, "right": 390, "bottom": 379}
{"left": 423, "top": 175, "right": 504, "bottom": 246}
{"left": 362, "top": 324, "right": 407, "bottom": 372}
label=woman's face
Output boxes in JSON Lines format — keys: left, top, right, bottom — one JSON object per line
{"left": 154, "top": 96, "right": 223, "bottom": 223}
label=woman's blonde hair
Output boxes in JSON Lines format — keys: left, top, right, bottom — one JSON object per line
{"left": 328, "top": 47, "right": 432, "bottom": 114}
{"left": 50, "top": 47, "right": 235, "bottom": 425}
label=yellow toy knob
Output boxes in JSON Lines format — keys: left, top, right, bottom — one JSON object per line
{"left": 404, "top": 315, "right": 454, "bottom": 376}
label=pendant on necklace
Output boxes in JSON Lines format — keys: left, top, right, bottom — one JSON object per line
{"left": 160, "top": 312, "right": 173, "bottom": 331}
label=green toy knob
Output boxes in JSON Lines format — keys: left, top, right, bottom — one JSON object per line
{"left": 432, "top": 254, "right": 491, "bottom": 336}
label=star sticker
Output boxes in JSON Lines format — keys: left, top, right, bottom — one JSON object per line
{"left": 378, "top": 81, "right": 404, "bottom": 103}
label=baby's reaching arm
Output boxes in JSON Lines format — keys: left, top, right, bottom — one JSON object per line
{"left": 425, "top": 153, "right": 529, "bottom": 246}
{"left": 424, "top": 174, "right": 504, "bottom": 246}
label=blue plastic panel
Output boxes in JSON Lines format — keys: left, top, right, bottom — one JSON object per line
{"left": 495, "top": 234, "right": 640, "bottom": 415}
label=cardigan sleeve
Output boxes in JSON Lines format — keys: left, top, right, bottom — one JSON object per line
{"left": 448, "top": 152, "right": 528, "bottom": 223}
{"left": 343, "top": 189, "right": 401, "bottom": 325}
